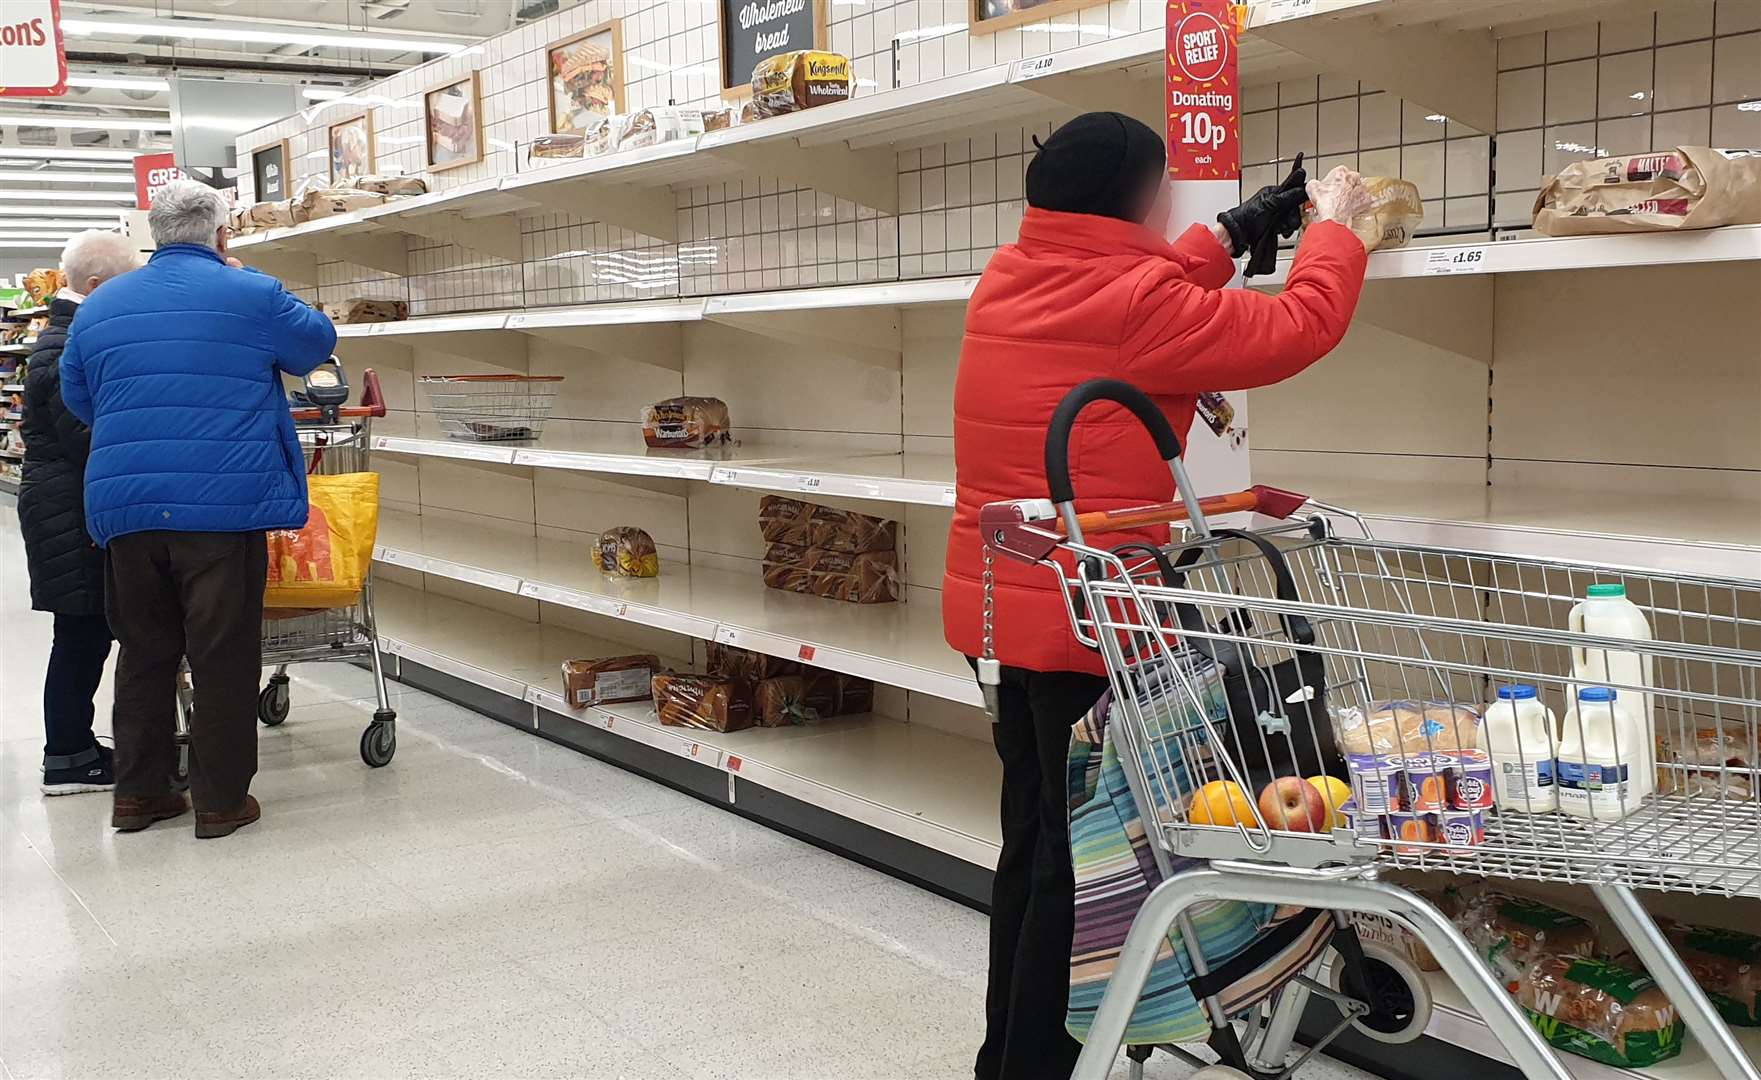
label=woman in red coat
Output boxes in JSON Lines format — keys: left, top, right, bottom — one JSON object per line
{"left": 942, "top": 112, "right": 1370, "bottom": 1080}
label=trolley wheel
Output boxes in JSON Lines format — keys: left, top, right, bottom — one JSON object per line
{"left": 1331, "top": 942, "right": 1433, "bottom": 1045}
{"left": 360, "top": 721, "right": 395, "bottom": 768}
{"left": 257, "top": 675, "right": 291, "bottom": 727}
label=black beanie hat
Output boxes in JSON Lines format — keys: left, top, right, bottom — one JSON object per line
{"left": 1024, "top": 112, "right": 1167, "bottom": 223}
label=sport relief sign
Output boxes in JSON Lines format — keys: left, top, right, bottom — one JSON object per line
{"left": 1165, "top": 0, "right": 1242, "bottom": 181}
{"left": 0, "top": 0, "right": 67, "bottom": 97}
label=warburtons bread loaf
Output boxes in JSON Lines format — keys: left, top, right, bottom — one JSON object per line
{"left": 754, "top": 672, "right": 874, "bottom": 727}
{"left": 341, "top": 174, "right": 428, "bottom": 196}
{"left": 591, "top": 526, "right": 659, "bottom": 578}
{"left": 750, "top": 50, "right": 852, "bottom": 117}
{"left": 1659, "top": 921, "right": 1761, "bottom": 1026}
{"left": 1336, "top": 700, "right": 1481, "bottom": 756}
{"left": 653, "top": 673, "right": 752, "bottom": 732}
{"left": 1305, "top": 175, "right": 1423, "bottom": 251}
{"left": 706, "top": 642, "right": 800, "bottom": 683}
{"left": 320, "top": 298, "right": 409, "bottom": 324}
{"left": 1515, "top": 954, "right": 1684, "bottom": 1067}
{"left": 528, "top": 134, "right": 585, "bottom": 162}
{"left": 641, "top": 396, "right": 731, "bottom": 449}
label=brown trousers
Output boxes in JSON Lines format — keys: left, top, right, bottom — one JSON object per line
{"left": 106, "top": 530, "right": 267, "bottom": 812}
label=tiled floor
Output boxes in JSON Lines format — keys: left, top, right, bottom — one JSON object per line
{"left": 0, "top": 508, "right": 1378, "bottom": 1080}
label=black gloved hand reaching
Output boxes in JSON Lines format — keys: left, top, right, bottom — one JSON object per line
{"left": 1217, "top": 153, "right": 1309, "bottom": 277}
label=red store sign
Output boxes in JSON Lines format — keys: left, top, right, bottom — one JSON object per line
{"left": 134, "top": 153, "right": 190, "bottom": 210}
{"left": 0, "top": 0, "right": 67, "bottom": 97}
{"left": 1165, "top": 0, "right": 1242, "bottom": 182}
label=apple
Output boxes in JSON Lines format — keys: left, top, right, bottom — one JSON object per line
{"left": 1258, "top": 776, "right": 1329, "bottom": 832}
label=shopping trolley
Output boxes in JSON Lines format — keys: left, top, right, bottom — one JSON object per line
{"left": 980, "top": 380, "right": 1761, "bottom": 1080}
{"left": 174, "top": 360, "right": 399, "bottom": 777}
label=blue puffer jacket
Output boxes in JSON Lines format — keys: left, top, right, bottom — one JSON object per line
{"left": 60, "top": 244, "right": 338, "bottom": 547}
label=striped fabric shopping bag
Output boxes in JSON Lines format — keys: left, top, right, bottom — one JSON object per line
{"left": 1065, "top": 660, "right": 1334, "bottom": 1046}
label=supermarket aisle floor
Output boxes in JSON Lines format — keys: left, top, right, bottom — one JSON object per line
{"left": 1, "top": 510, "right": 1377, "bottom": 1080}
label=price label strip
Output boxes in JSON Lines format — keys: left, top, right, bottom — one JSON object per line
{"left": 1423, "top": 246, "right": 1489, "bottom": 275}
{"left": 1011, "top": 56, "right": 1057, "bottom": 82}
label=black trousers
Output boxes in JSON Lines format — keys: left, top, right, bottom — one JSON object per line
{"left": 42, "top": 612, "right": 114, "bottom": 767}
{"left": 977, "top": 663, "right": 1110, "bottom": 1080}
{"left": 105, "top": 530, "right": 267, "bottom": 813}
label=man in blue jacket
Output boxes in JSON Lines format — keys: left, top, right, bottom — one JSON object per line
{"left": 61, "top": 179, "right": 338, "bottom": 838}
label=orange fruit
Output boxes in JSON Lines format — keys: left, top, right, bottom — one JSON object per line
{"left": 1306, "top": 775, "right": 1352, "bottom": 829}
{"left": 1189, "top": 780, "right": 1255, "bottom": 827}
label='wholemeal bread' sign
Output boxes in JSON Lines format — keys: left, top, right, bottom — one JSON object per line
{"left": 717, "top": 0, "right": 825, "bottom": 97}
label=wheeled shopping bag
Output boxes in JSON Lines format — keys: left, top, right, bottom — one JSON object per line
{"left": 979, "top": 379, "right": 1760, "bottom": 1080}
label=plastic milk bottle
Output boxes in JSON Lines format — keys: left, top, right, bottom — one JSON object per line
{"left": 1570, "top": 583, "right": 1655, "bottom": 783}
{"left": 1483, "top": 684, "right": 1557, "bottom": 813}
{"left": 1556, "top": 687, "right": 1651, "bottom": 821}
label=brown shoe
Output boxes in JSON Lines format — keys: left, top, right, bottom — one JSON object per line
{"left": 194, "top": 795, "right": 261, "bottom": 839}
{"left": 112, "top": 793, "right": 190, "bottom": 832}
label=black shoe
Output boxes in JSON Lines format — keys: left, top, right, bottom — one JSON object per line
{"left": 42, "top": 745, "right": 116, "bottom": 796}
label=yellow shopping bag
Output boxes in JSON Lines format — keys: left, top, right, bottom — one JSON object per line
{"left": 264, "top": 472, "right": 380, "bottom": 612}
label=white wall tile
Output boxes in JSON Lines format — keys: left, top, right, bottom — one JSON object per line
{"left": 1498, "top": 32, "right": 1545, "bottom": 70}
{"left": 1653, "top": 41, "right": 1714, "bottom": 110}
{"left": 1544, "top": 59, "right": 1597, "bottom": 125}
{"left": 1497, "top": 67, "right": 1545, "bottom": 130}
{"left": 1597, "top": 50, "right": 1654, "bottom": 118}
{"left": 1652, "top": 107, "right": 1712, "bottom": 147}
{"left": 1712, "top": 31, "right": 1761, "bottom": 101}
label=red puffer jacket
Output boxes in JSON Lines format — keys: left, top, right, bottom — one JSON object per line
{"left": 942, "top": 209, "right": 1367, "bottom": 675}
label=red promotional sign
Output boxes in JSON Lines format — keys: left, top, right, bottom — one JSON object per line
{"left": 134, "top": 153, "right": 189, "bottom": 210}
{"left": 0, "top": 0, "right": 67, "bottom": 97}
{"left": 1165, "top": 0, "right": 1242, "bottom": 181}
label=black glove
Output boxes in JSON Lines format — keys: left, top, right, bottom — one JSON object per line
{"left": 1218, "top": 153, "right": 1309, "bottom": 276}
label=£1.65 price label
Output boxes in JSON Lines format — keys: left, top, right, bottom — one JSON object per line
{"left": 1423, "top": 246, "right": 1489, "bottom": 275}
{"left": 1165, "top": 1, "right": 1240, "bottom": 181}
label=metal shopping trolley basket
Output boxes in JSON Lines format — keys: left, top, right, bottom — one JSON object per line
{"left": 175, "top": 360, "right": 400, "bottom": 777}
{"left": 979, "top": 380, "right": 1761, "bottom": 1080}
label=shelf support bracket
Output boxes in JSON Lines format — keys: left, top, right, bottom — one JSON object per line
{"left": 704, "top": 141, "right": 899, "bottom": 215}
{"left": 395, "top": 213, "right": 524, "bottom": 263}
{"left": 517, "top": 184, "right": 679, "bottom": 243}
{"left": 1253, "top": 19, "right": 1496, "bottom": 133}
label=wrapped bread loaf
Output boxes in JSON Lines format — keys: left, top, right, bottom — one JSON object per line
{"left": 342, "top": 174, "right": 428, "bottom": 196}
{"left": 759, "top": 495, "right": 812, "bottom": 546}
{"left": 1534, "top": 146, "right": 1761, "bottom": 236}
{"left": 1660, "top": 922, "right": 1761, "bottom": 1027}
{"left": 322, "top": 298, "right": 409, "bottom": 324}
{"left": 249, "top": 200, "right": 296, "bottom": 230}
{"left": 561, "top": 654, "right": 659, "bottom": 707}
{"left": 528, "top": 134, "right": 585, "bottom": 162}
{"left": 617, "top": 106, "right": 705, "bottom": 151}
{"left": 762, "top": 543, "right": 899, "bottom": 604}
{"left": 591, "top": 526, "right": 659, "bottom": 578}
{"left": 642, "top": 396, "right": 732, "bottom": 449}
{"left": 227, "top": 205, "right": 253, "bottom": 237}
{"left": 1306, "top": 176, "right": 1423, "bottom": 252}
{"left": 754, "top": 672, "right": 875, "bottom": 727}
{"left": 706, "top": 642, "right": 800, "bottom": 683}
{"left": 1456, "top": 889, "right": 1600, "bottom": 976}
{"left": 1515, "top": 954, "right": 1684, "bottom": 1067}
{"left": 700, "top": 107, "right": 735, "bottom": 132}
{"left": 807, "top": 503, "right": 898, "bottom": 554}
{"left": 1336, "top": 700, "right": 1481, "bottom": 756}
{"left": 653, "top": 673, "right": 752, "bottom": 732}
{"left": 751, "top": 51, "right": 852, "bottom": 117}
{"left": 295, "top": 187, "right": 387, "bottom": 222}
{"left": 582, "top": 114, "right": 626, "bottom": 157}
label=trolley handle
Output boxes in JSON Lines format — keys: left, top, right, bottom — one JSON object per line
{"left": 289, "top": 367, "right": 387, "bottom": 422}
{"left": 1044, "top": 378, "right": 1183, "bottom": 507}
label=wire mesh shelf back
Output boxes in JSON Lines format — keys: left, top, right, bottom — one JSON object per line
{"left": 419, "top": 375, "right": 563, "bottom": 442}
{"left": 1072, "top": 517, "right": 1761, "bottom": 899}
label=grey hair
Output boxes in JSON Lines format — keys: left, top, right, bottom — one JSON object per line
{"left": 61, "top": 230, "right": 140, "bottom": 290}
{"left": 147, "top": 179, "right": 230, "bottom": 249}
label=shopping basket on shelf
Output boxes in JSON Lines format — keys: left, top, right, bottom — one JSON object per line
{"left": 418, "top": 373, "right": 562, "bottom": 442}
{"left": 980, "top": 380, "right": 1760, "bottom": 1080}
{"left": 174, "top": 361, "right": 401, "bottom": 773}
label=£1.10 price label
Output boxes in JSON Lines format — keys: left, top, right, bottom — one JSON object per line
{"left": 1423, "top": 247, "right": 1489, "bottom": 275}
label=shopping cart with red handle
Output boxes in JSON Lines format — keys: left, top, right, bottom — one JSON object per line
{"left": 174, "top": 362, "right": 400, "bottom": 774}
{"left": 980, "top": 379, "right": 1761, "bottom": 1080}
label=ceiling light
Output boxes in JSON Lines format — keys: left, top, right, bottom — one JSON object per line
{"left": 0, "top": 190, "right": 138, "bottom": 203}
{"left": 303, "top": 87, "right": 347, "bottom": 100}
{"left": 0, "top": 170, "right": 139, "bottom": 184}
{"left": 61, "top": 17, "right": 469, "bottom": 54}
{"left": 0, "top": 206, "right": 131, "bottom": 217}
{"left": 0, "top": 219, "right": 126, "bottom": 230}
{"left": 0, "top": 114, "right": 173, "bottom": 132}
{"left": 0, "top": 241, "right": 80, "bottom": 249}
{"left": 67, "top": 74, "right": 173, "bottom": 92}
{"left": 0, "top": 146, "right": 164, "bottom": 161}
{"left": 0, "top": 232, "right": 89, "bottom": 242}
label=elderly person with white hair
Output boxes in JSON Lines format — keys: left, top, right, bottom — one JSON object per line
{"left": 19, "top": 230, "right": 141, "bottom": 796}
{"left": 59, "top": 179, "right": 336, "bottom": 837}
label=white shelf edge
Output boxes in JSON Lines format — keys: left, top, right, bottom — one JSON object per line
{"left": 371, "top": 433, "right": 517, "bottom": 464}
{"left": 1255, "top": 226, "right": 1761, "bottom": 287}
{"left": 710, "top": 461, "right": 956, "bottom": 507}
{"left": 509, "top": 447, "right": 719, "bottom": 480}
{"left": 713, "top": 623, "right": 983, "bottom": 709}
{"left": 384, "top": 635, "right": 995, "bottom": 866}
{"left": 507, "top": 298, "right": 706, "bottom": 329}
{"left": 702, "top": 275, "right": 979, "bottom": 315}
{"left": 368, "top": 313, "right": 509, "bottom": 337}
